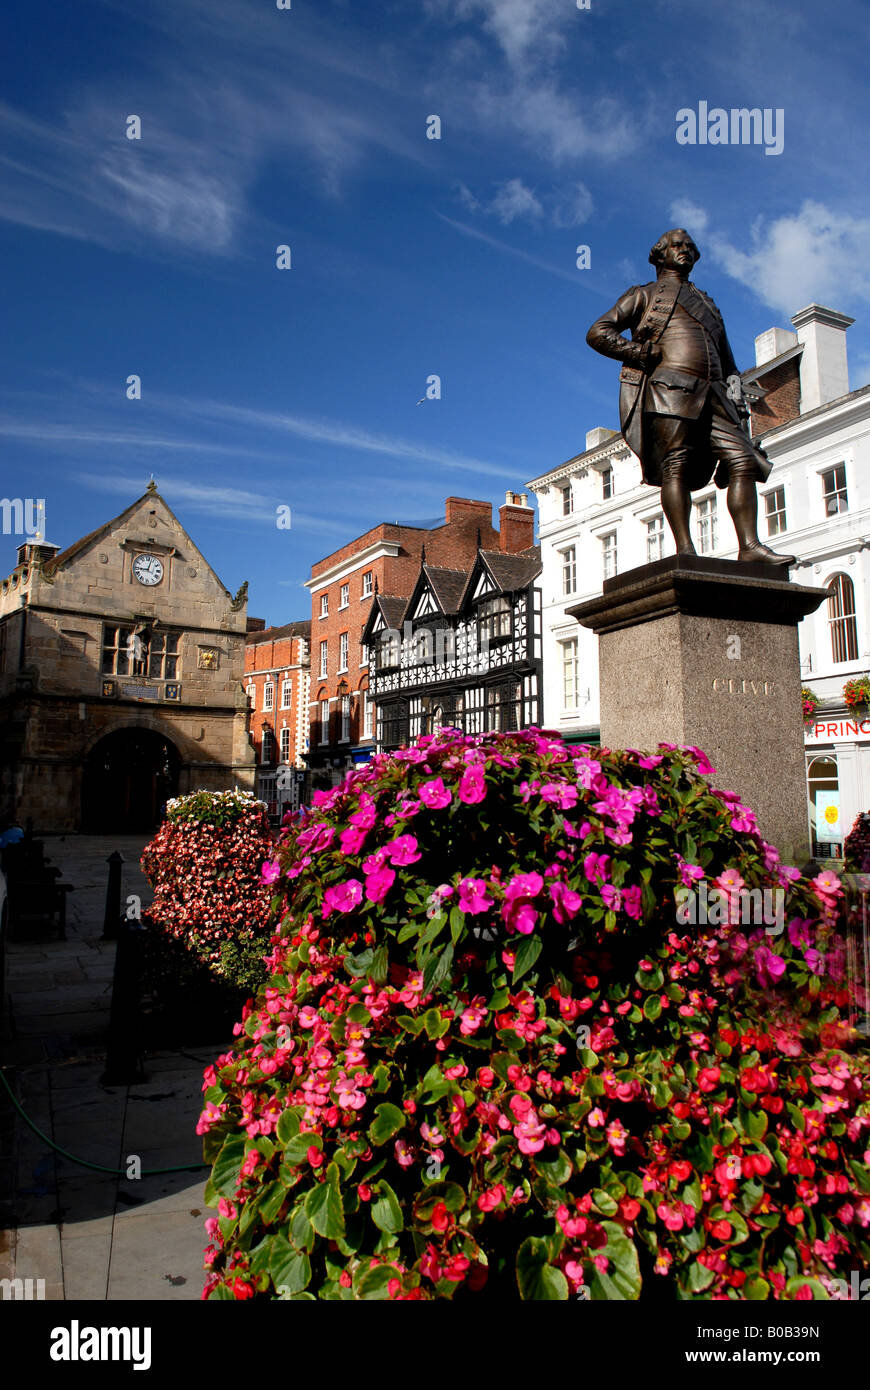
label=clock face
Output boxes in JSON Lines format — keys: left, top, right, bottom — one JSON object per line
{"left": 132, "top": 553, "right": 164, "bottom": 586}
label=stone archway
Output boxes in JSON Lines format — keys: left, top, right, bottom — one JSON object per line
{"left": 81, "top": 727, "right": 180, "bottom": 832}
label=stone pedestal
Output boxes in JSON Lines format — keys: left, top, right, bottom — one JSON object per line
{"left": 568, "top": 556, "right": 827, "bottom": 865}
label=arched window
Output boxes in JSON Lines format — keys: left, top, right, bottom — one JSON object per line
{"left": 827, "top": 574, "right": 858, "bottom": 663}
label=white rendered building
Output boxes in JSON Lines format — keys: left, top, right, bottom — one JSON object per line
{"left": 527, "top": 304, "right": 870, "bottom": 858}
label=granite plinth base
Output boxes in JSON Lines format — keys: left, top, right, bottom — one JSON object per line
{"left": 569, "top": 556, "right": 827, "bottom": 865}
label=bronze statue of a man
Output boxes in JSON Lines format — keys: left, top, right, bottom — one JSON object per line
{"left": 586, "top": 228, "right": 795, "bottom": 566}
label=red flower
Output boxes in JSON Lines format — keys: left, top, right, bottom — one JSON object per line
{"left": 431, "top": 1202, "right": 450, "bottom": 1232}
{"left": 233, "top": 1278, "right": 255, "bottom": 1300}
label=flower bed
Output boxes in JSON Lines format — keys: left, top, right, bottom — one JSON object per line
{"left": 140, "top": 788, "right": 276, "bottom": 994}
{"left": 198, "top": 732, "right": 870, "bottom": 1300}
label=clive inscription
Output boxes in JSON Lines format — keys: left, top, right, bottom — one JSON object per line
{"left": 711, "top": 677, "right": 776, "bottom": 696}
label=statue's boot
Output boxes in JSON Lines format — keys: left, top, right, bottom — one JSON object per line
{"left": 737, "top": 539, "right": 796, "bottom": 567}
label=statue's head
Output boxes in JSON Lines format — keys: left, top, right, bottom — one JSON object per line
{"left": 649, "top": 228, "right": 700, "bottom": 271}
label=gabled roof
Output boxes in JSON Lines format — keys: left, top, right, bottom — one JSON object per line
{"left": 361, "top": 593, "right": 407, "bottom": 643}
{"left": 42, "top": 486, "right": 238, "bottom": 598}
{"left": 401, "top": 564, "right": 469, "bottom": 624}
{"left": 459, "top": 545, "right": 541, "bottom": 608}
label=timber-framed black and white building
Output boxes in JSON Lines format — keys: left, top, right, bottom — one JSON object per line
{"left": 362, "top": 545, "right": 543, "bottom": 751}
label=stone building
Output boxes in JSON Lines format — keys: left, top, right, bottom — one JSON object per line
{"left": 0, "top": 484, "right": 256, "bottom": 832}
{"left": 304, "top": 494, "right": 535, "bottom": 786}
{"left": 244, "top": 620, "right": 311, "bottom": 821}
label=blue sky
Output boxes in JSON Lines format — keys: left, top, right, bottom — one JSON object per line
{"left": 2, "top": 0, "right": 869, "bottom": 622}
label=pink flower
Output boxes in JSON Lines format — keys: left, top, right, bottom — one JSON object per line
{"left": 364, "top": 866, "right": 396, "bottom": 904}
{"left": 540, "top": 781, "right": 579, "bottom": 810}
{"left": 419, "top": 777, "right": 452, "bottom": 810}
{"left": 340, "top": 825, "right": 368, "bottom": 855}
{"left": 605, "top": 1119, "right": 628, "bottom": 1155}
{"left": 394, "top": 1140, "right": 415, "bottom": 1168}
{"left": 260, "top": 858, "right": 281, "bottom": 884}
{"left": 385, "top": 835, "right": 421, "bottom": 866}
{"left": 458, "top": 765, "right": 487, "bottom": 804}
{"left": 550, "top": 880, "right": 583, "bottom": 923}
{"left": 477, "top": 1185, "right": 506, "bottom": 1212}
{"left": 754, "top": 945, "right": 787, "bottom": 989}
{"left": 684, "top": 745, "right": 716, "bottom": 775}
{"left": 322, "top": 879, "right": 364, "bottom": 917}
{"left": 811, "top": 869, "right": 843, "bottom": 901}
{"left": 460, "top": 1000, "right": 487, "bottom": 1035}
{"left": 584, "top": 852, "right": 611, "bottom": 884}
{"left": 458, "top": 877, "right": 493, "bottom": 915}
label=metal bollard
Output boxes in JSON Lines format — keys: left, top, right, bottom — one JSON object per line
{"left": 101, "top": 851, "right": 125, "bottom": 940}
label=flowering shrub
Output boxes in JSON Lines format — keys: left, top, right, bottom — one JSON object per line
{"left": 844, "top": 813, "right": 870, "bottom": 874}
{"left": 843, "top": 677, "right": 870, "bottom": 710}
{"left": 198, "top": 732, "right": 870, "bottom": 1300}
{"left": 801, "top": 687, "right": 820, "bottom": 721}
{"left": 141, "top": 789, "right": 276, "bottom": 991}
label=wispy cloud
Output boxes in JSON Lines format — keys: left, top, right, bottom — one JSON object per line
{"left": 437, "top": 213, "right": 602, "bottom": 291}
{"left": 459, "top": 177, "right": 593, "bottom": 228}
{"left": 72, "top": 470, "right": 342, "bottom": 533}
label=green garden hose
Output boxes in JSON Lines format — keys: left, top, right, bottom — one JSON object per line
{"left": 0, "top": 1065, "right": 209, "bottom": 1176}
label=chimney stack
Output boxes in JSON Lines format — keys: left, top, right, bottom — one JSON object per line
{"left": 790, "top": 304, "right": 854, "bottom": 413}
{"left": 499, "top": 491, "right": 534, "bottom": 553}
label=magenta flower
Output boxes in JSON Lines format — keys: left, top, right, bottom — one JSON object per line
{"left": 419, "top": 777, "right": 452, "bottom": 810}
{"left": 458, "top": 877, "right": 493, "bottom": 915}
{"left": 584, "top": 852, "right": 611, "bottom": 884}
{"left": 339, "top": 825, "right": 368, "bottom": 855}
{"left": 365, "top": 866, "right": 396, "bottom": 904}
{"left": 386, "top": 834, "right": 421, "bottom": 866}
{"left": 260, "top": 859, "right": 281, "bottom": 885}
{"left": 622, "top": 884, "right": 642, "bottom": 920}
{"left": 754, "top": 945, "right": 787, "bottom": 989}
{"left": 540, "top": 781, "right": 579, "bottom": 810}
{"left": 684, "top": 745, "right": 716, "bottom": 775}
{"left": 458, "top": 764, "right": 487, "bottom": 804}
{"left": 322, "top": 879, "right": 364, "bottom": 918}
{"left": 550, "top": 880, "right": 583, "bottom": 923}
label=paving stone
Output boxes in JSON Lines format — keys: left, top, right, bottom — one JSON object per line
{"left": 12, "top": 1223, "right": 63, "bottom": 1286}
{"left": 106, "top": 1209, "right": 206, "bottom": 1300}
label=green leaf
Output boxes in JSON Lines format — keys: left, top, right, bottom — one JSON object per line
{"left": 786, "top": 1277, "right": 829, "bottom": 1300}
{"left": 281, "top": 1131, "right": 321, "bottom": 1164}
{"left": 744, "top": 1275, "right": 771, "bottom": 1300}
{"left": 271, "top": 1237, "right": 311, "bottom": 1295}
{"left": 370, "top": 944, "right": 389, "bottom": 984}
{"left": 516, "top": 1237, "right": 570, "bottom": 1300}
{"left": 371, "top": 1180, "right": 404, "bottom": 1235}
{"left": 422, "top": 943, "right": 454, "bottom": 997}
{"left": 211, "top": 1134, "right": 246, "bottom": 1198}
{"left": 356, "top": 1264, "right": 403, "bottom": 1300}
{"left": 276, "top": 1108, "right": 301, "bottom": 1146}
{"left": 305, "top": 1164, "right": 345, "bottom": 1239}
{"left": 289, "top": 1202, "right": 315, "bottom": 1251}
{"left": 512, "top": 934, "right": 543, "bottom": 983}
{"left": 368, "top": 1103, "right": 406, "bottom": 1146}
{"left": 591, "top": 1188, "right": 619, "bottom": 1217}
{"left": 589, "top": 1221, "right": 642, "bottom": 1301}
{"left": 259, "top": 1179, "right": 289, "bottom": 1225}
{"left": 686, "top": 1260, "right": 715, "bottom": 1293}
{"left": 643, "top": 994, "right": 662, "bottom": 1022}
{"left": 535, "top": 1150, "right": 573, "bottom": 1186}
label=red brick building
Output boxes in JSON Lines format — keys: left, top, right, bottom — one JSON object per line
{"left": 243, "top": 619, "right": 310, "bottom": 818}
{"left": 305, "top": 494, "right": 536, "bottom": 786}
